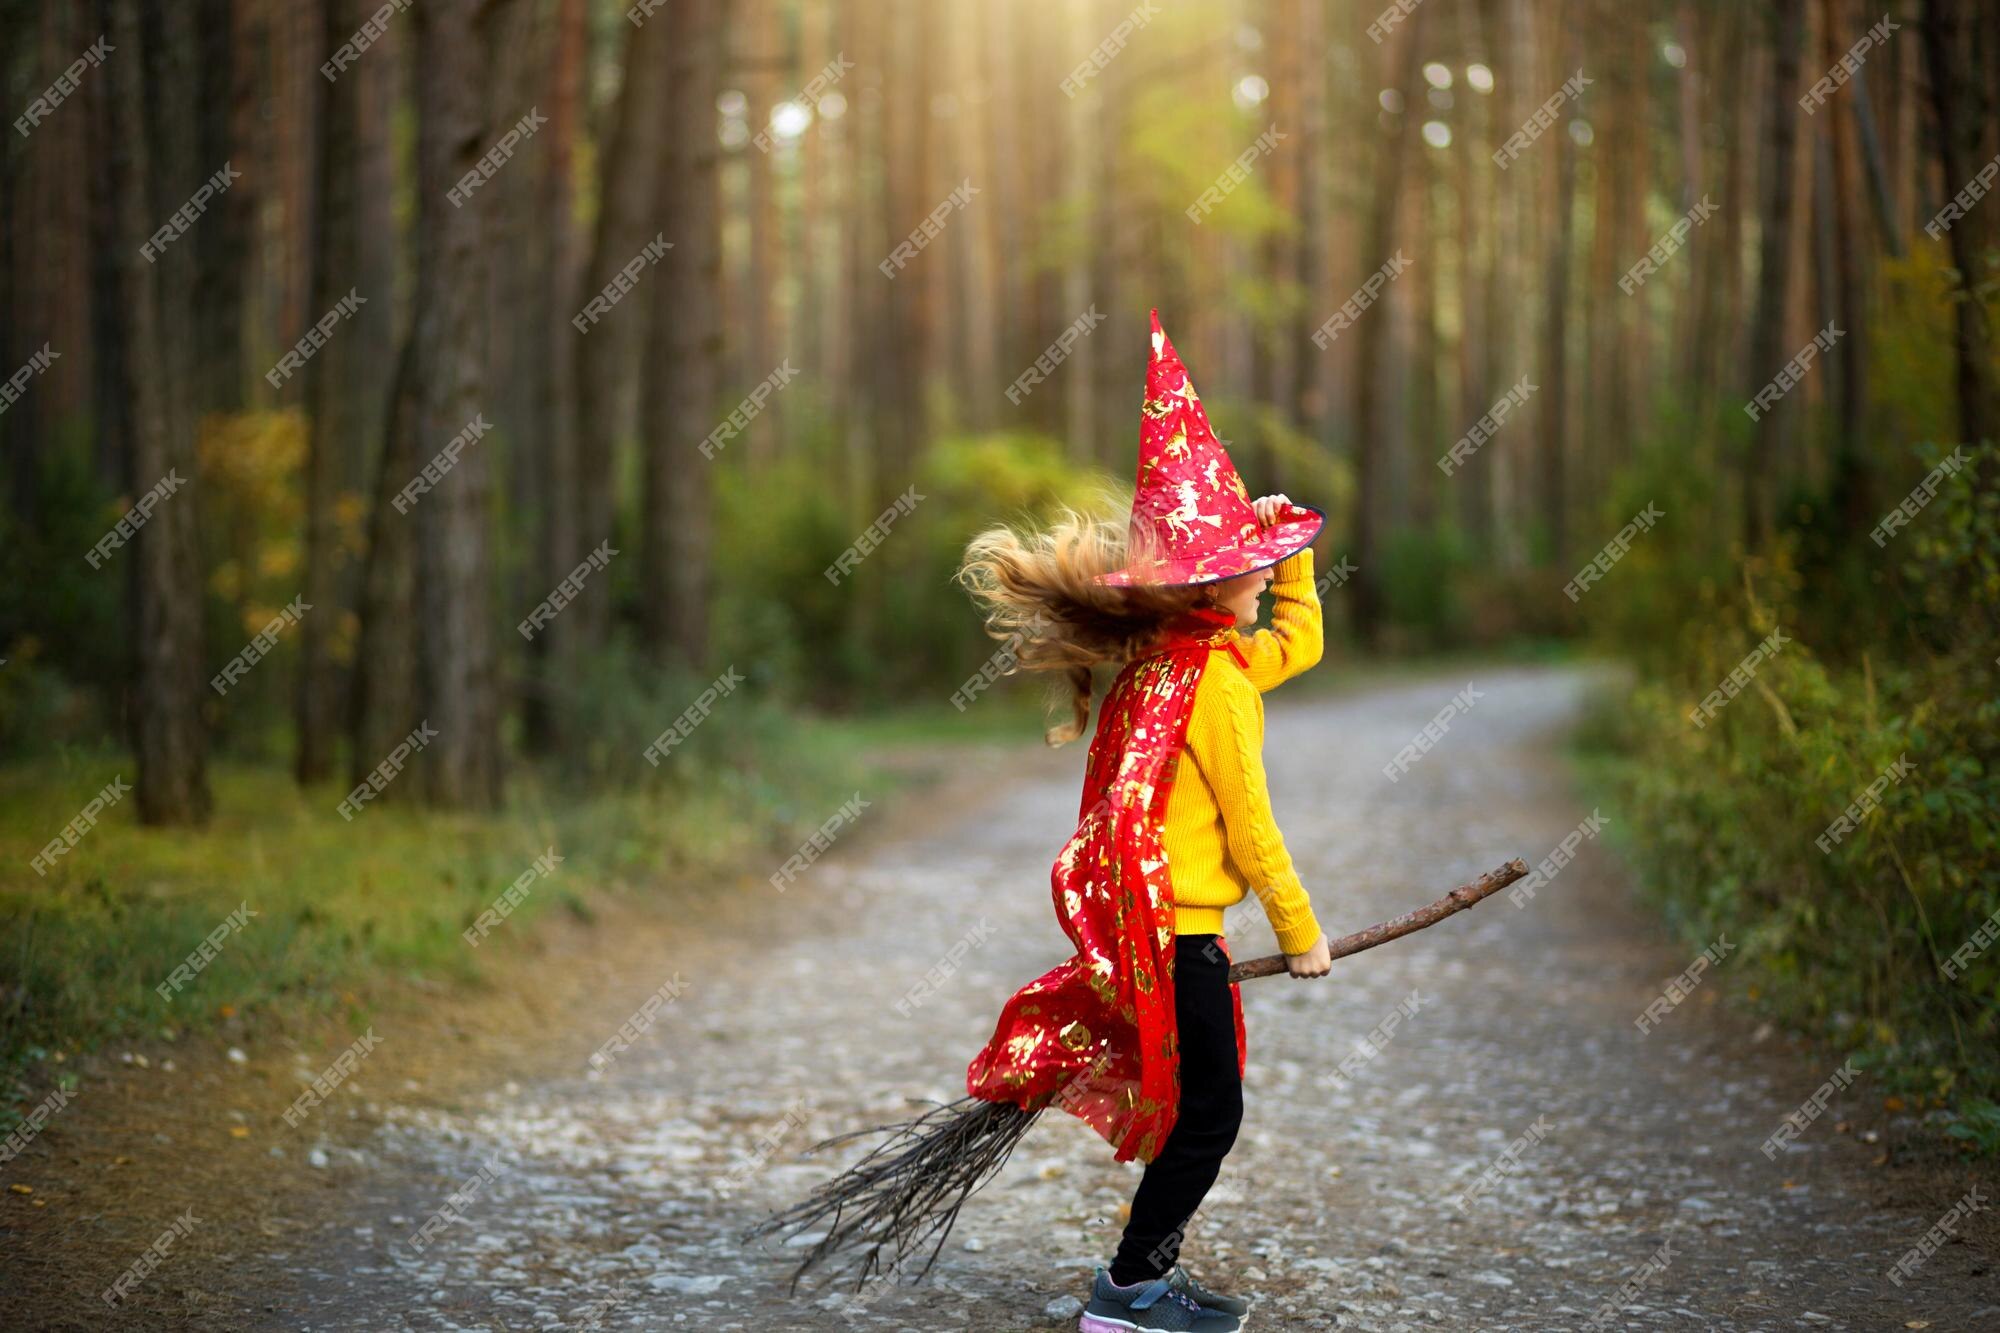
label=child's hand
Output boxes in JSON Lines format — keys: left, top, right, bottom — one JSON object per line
{"left": 1251, "top": 493, "right": 1293, "bottom": 528}
{"left": 1285, "top": 933, "right": 1331, "bottom": 979}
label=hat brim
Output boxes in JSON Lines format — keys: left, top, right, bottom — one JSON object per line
{"left": 1097, "top": 503, "right": 1326, "bottom": 587}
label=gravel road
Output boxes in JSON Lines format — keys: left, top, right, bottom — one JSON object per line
{"left": 254, "top": 665, "right": 1995, "bottom": 1331}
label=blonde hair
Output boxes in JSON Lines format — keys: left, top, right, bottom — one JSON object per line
{"left": 957, "top": 505, "right": 1204, "bottom": 745}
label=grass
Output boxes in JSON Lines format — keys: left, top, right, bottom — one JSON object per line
{"left": 0, "top": 714, "right": 898, "bottom": 1073}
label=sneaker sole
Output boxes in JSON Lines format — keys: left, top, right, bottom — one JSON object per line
{"left": 1079, "top": 1316, "right": 1248, "bottom": 1333}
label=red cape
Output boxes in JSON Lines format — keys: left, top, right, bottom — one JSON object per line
{"left": 965, "top": 612, "right": 1248, "bottom": 1163}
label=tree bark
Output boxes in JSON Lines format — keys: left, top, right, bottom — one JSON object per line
{"left": 1922, "top": 0, "right": 1999, "bottom": 459}
{"left": 108, "top": 0, "right": 210, "bottom": 824}
{"left": 742, "top": 0, "right": 782, "bottom": 460}
{"left": 349, "top": 336, "right": 421, "bottom": 790}
{"left": 1454, "top": 36, "right": 1493, "bottom": 557}
{"left": 571, "top": 12, "right": 673, "bottom": 650}
{"left": 1743, "top": 0, "right": 1806, "bottom": 549}
{"left": 1350, "top": 6, "right": 1427, "bottom": 645}
{"left": 411, "top": 0, "right": 502, "bottom": 807}
{"left": 523, "top": 0, "right": 586, "bottom": 754}
{"left": 193, "top": 0, "right": 245, "bottom": 420}
{"left": 1229, "top": 859, "right": 1531, "bottom": 982}
{"left": 1256, "top": 0, "right": 1302, "bottom": 489}
{"left": 297, "top": 0, "right": 361, "bottom": 785}
{"left": 1059, "top": 0, "right": 1099, "bottom": 466}
{"left": 1291, "top": 0, "right": 1331, "bottom": 447}
{"left": 641, "top": 0, "right": 724, "bottom": 669}
{"left": 1820, "top": 0, "right": 1870, "bottom": 526}
{"left": 1541, "top": 32, "right": 1576, "bottom": 571}
{"left": 951, "top": 6, "right": 1000, "bottom": 433}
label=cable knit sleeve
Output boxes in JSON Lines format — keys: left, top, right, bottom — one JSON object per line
{"left": 1185, "top": 667, "right": 1325, "bottom": 956}
{"left": 1235, "top": 549, "right": 1323, "bottom": 692}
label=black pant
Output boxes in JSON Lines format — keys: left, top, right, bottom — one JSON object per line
{"left": 1110, "top": 934, "right": 1243, "bottom": 1284}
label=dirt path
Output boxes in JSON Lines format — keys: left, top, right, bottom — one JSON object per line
{"left": 136, "top": 667, "right": 2000, "bottom": 1328}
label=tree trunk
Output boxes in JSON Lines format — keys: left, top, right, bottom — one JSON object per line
{"left": 411, "top": 0, "right": 502, "bottom": 807}
{"left": 1350, "top": 6, "right": 1427, "bottom": 645}
{"left": 108, "top": 0, "right": 210, "bottom": 824}
{"left": 1541, "top": 37, "right": 1576, "bottom": 570}
{"left": 1680, "top": 3, "right": 1743, "bottom": 425}
{"left": 523, "top": 0, "right": 585, "bottom": 754}
{"left": 1256, "top": 0, "right": 1302, "bottom": 488}
{"left": 1455, "top": 36, "right": 1493, "bottom": 558}
{"left": 744, "top": 0, "right": 783, "bottom": 460}
{"left": 641, "top": 0, "right": 724, "bottom": 669}
{"left": 1406, "top": 154, "right": 1439, "bottom": 531}
{"left": 1291, "top": 0, "right": 1331, "bottom": 447}
{"left": 87, "top": 0, "right": 130, "bottom": 494}
{"left": 349, "top": 336, "right": 421, "bottom": 791}
{"left": 1922, "top": 0, "right": 1999, "bottom": 458}
{"left": 1059, "top": 0, "right": 1099, "bottom": 465}
{"left": 874, "top": 0, "right": 930, "bottom": 477}
{"left": 297, "top": 0, "right": 361, "bottom": 785}
{"left": 1819, "top": 0, "right": 1871, "bottom": 526}
{"left": 192, "top": 0, "right": 245, "bottom": 420}
{"left": 951, "top": 7, "right": 1000, "bottom": 433}
{"left": 1743, "top": 0, "right": 1805, "bottom": 549}
{"left": 571, "top": 12, "right": 673, "bottom": 650}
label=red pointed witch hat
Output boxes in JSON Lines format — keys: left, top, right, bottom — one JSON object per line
{"left": 1099, "top": 310, "right": 1323, "bottom": 586}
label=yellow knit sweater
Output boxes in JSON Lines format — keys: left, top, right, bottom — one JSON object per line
{"left": 1164, "top": 550, "right": 1325, "bottom": 956}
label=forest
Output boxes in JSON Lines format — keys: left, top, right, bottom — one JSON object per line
{"left": 2, "top": 0, "right": 1997, "bottom": 1154}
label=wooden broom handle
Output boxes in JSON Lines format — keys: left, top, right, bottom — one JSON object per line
{"left": 1226, "top": 858, "right": 1530, "bottom": 983}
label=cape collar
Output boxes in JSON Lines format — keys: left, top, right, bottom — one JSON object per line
{"left": 1148, "top": 605, "right": 1249, "bottom": 667}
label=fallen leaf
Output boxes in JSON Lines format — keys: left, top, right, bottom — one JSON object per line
{"left": 9, "top": 1183, "right": 32, "bottom": 1195}
{"left": 219, "top": 1004, "right": 236, "bottom": 1019}
{"left": 1884, "top": 1095, "right": 1905, "bottom": 1112}
{"left": 228, "top": 1125, "right": 250, "bottom": 1139}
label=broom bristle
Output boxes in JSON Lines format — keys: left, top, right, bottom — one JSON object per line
{"left": 743, "top": 1096, "right": 1042, "bottom": 1290}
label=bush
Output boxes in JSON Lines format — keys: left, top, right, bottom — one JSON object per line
{"left": 713, "top": 429, "right": 1112, "bottom": 705}
{"left": 1581, "top": 437, "right": 2000, "bottom": 1137}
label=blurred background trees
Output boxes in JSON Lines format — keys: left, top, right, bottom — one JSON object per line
{"left": 2, "top": 0, "right": 1997, "bottom": 1130}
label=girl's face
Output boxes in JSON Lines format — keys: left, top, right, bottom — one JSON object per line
{"left": 1213, "top": 566, "right": 1274, "bottom": 627}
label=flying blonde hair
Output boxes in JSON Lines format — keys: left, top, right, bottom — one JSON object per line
{"left": 956, "top": 504, "right": 1205, "bottom": 746}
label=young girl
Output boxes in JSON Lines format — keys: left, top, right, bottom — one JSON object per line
{"left": 959, "top": 312, "right": 1331, "bottom": 1333}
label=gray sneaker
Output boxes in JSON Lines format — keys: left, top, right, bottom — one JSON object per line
{"left": 1167, "top": 1265, "right": 1250, "bottom": 1318}
{"left": 1080, "top": 1268, "right": 1242, "bottom": 1333}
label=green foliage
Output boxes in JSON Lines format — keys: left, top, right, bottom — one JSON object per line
{"left": 1581, "top": 436, "right": 2000, "bottom": 1144}
{"left": 1945, "top": 1099, "right": 2000, "bottom": 1154}
{"left": 714, "top": 429, "right": 1112, "bottom": 705}
{"left": 1378, "top": 525, "right": 1472, "bottom": 650}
